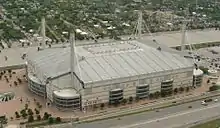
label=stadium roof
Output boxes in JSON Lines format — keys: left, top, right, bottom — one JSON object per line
{"left": 27, "top": 40, "right": 193, "bottom": 85}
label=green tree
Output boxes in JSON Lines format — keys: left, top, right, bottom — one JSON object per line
{"left": 15, "top": 114, "right": 20, "bottom": 119}
{"left": 37, "top": 115, "right": 41, "bottom": 121}
{"left": 21, "top": 112, "right": 27, "bottom": 119}
{"left": 43, "top": 112, "right": 50, "bottom": 120}
{"left": 20, "top": 109, "right": 26, "bottom": 115}
{"left": 15, "top": 111, "right": 19, "bottom": 116}
{"left": 27, "top": 109, "right": 33, "bottom": 116}
{"left": 38, "top": 105, "right": 42, "bottom": 110}
{"left": 15, "top": 111, "right": 20, "bottom": 119}
{"left": 35, "top": 108, "right": 40, "bottom": 115}
{"left": 28, "top": 115, "right": 34, "bottom": 122}
{"left": 25, "top": 104, "right": 28, "bottom": 110}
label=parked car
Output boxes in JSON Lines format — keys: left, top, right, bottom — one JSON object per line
{"left": 204, "top": 99, "right": 213, "bottom": 102}
{"left": 201, "top": 101, "right": 207, "bottom": 105}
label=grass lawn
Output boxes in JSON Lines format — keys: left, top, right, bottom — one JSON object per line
{"left": 191, "top": 119, "right": 220, "bottom": 128}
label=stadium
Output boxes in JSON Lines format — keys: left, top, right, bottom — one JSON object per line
{"left": 26, "top": 38, "right": 196, "bottom": 111}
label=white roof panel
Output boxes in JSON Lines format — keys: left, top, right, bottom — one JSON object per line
{"left": 80, "top": 60, "right": 102, "bottom": 82}
{"left": 132, "top": 52, "right": 155, "bottom": 74}
{"left": 151, "top": 50, "right": 175, "bottom": 70}
{"left": 121, "top": 52, "right": 148, "bottom": 74}
{"left": 103, "top": 55, "right": 128, "bottom": 77}
{"left": 112, "top": 54, "right": 138, "bottom": 76}
{"left": 79, "top": 64, "right": 93, "bottom": 83}
{"left": 94, "top": 57, "right": 119, "bottom": 79}
{"left": 162, "top": 52, "right": 183, "bottom": 68}
{"left": 140, "top": 51, "right": 164, "bottom": 72}
{"left": 87, "top": 58, "right": 111, "bottom": 81}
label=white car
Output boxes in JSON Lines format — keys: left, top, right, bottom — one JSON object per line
{"left": 214, "top": 99, "right": 218, "bottom": 102}
{"left": 201, "top": 101, "right": 207, "bottom": 105}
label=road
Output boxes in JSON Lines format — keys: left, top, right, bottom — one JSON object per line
{"left": 74, "top": 96, "right": 220, "bottom": 128}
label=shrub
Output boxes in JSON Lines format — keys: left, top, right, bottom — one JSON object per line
{"left": 199, "top": 66, "right": 208, "bottom": 74}
{"left": 179, "top": 87, "right": 184, "bottom": 92}
{"left": 21, "top": 112, "right": 27, "bottom": 119}
{"left": 149, "top": 93, "right": 154, "bottom": 99}
{"left": 129, "top": 96, "right": 133, "bottom": 103}
{"left": 15, "top": 114, "right": 20, "bottom": 119}
{"left": 100, "top": 103, "right": 105, "bottom": 109}
{"left": 39, "top": 105, "right": 42, "bottom": 109}
{"left": 209, "top": 85, "right": 219, "bottom": 92}
{"left": 48, "top": 117, "right": 54, "bottom": 124}
{"left": 35, "top": 109, "right": 40, "bottom": 115}
{"left": 36, "top": 102, "right": 40, "bottom": 107}
{"left": 154, "top": 91, "right": 161, "bottom": 98}
{"left": 186, "top": 87, "right": 190, "bottom": 92}
{"left": 173, "top": 88, "right": 178, "bottom": 94}
{"left": 122, "top": 99, "right": 127, "bottom": 105}
{"left": 55, "top": 117, "right": 61, "bottom": 123}
{"left": 135, "top": 97, "right": 139, "bottom": 102}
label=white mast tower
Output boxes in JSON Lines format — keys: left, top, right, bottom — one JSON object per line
{"left": 181, "top": 23, "right": 187, "bottom": 51}
{"left": 137, "top": 10, "right": 143, "bottom": 39}
{"left": 181, "top": 6, "right": 189, "bottom": 51}
{"left": 41, "top": 17, "right": 46, "bottom": 49}
{"left": 69, "top": 32, "right": 78, "bottom": 91}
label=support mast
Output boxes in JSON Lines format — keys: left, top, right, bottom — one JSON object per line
{"left": 41, "top": 17, "right": 46, "bottom": 49}
{"left": 137, "top": 10, "right": 143, "bottom": 39}
{"left": 70, "top": 32, "right": 76, "bottom": 90}
{"left": 181, "top": 23, "right": 186, "bottom": 51}
{"left": 181, "top": 7, "right": 189, "bottom": 51}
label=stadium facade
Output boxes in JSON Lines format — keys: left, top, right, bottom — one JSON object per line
{"left": 26, "top": 40, "right": 196, "bottom": 110}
